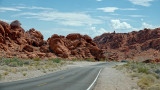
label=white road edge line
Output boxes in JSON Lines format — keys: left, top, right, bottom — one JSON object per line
{"left": 86, "top": 68, "right": 102, "bottom": 90}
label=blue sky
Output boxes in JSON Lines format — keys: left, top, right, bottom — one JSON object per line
{"left": 0, "top": 0, "right": 160, "bottom": 39}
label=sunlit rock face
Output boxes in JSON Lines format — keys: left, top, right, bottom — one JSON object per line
{"left": 0, "top": 20, "right": 105, "bottom": 60}
{"left": 93, "top": 28, "right": 160, "bottom": 61}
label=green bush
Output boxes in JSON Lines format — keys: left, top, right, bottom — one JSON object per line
{"left": 4, "top": 58, "right": 24, "bottom": 67}
{"left": 23, "top": 73, "right": 27, "bottom": 76}
{"left": 52, "top": 58, "right": 61, "bottom": 63}
{"left": 137, "top": 66, "right": 149, "bottom": 74}
{"left": 33, "top": 58, "right": 41, "bottom": 61}
{"left": 86, "top": 58, "right": 95, "bottom": 62}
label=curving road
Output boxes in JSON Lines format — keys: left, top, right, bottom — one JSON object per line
{"left": 0, "top": 62, "right": 117, "bottom": 90}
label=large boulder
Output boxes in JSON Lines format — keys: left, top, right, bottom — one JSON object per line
{"left": 25, "top": 28, "right": 44, "bottom": 47}
{"left": 49, "top": 33, "right": 105, "bottom": 60}
{"left": 49, "top": 34, "right": 71, "bottom": 58}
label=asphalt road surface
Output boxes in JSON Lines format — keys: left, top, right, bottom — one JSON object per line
{"left": 0, "top": 62, "right": 118, "bottom": 90}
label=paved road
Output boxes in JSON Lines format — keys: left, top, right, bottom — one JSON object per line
{"left": 0, "top": 62, "right": 118, "bottom": 90}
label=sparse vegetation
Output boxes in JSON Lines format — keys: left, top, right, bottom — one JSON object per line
{"left": 85, "top": 58, "right": 95, "bottom": 62}
{"left": 0, "top": 73, "right": 2, "bottom": 79}
{"left": 116, "top": 62, "right": 160, "bottom": 89}
{"left": 51, "top": 58, "right": 61, "bottom": 63}
{"left": 0, "top": 57, "right": 70, "bottom": 81}
{"left": 0, "top": 57, "right": 24, "bottom": 67}
{"left": 23, "top": 73, "right": 27, "bottom": 76}
{"left": 3, "top": 72, "right": 9, "bottom": 75}
{"left": 33, "top": 57, "right": 41, "bottom": 61}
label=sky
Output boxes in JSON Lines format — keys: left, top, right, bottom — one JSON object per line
{"left": 0, "top": 0, "right": 160, "bottom": 40}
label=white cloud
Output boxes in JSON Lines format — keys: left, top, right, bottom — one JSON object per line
{"left": 14, "top": 11, "right": 103, "bottom": 26}
{"left": 120, "top": 8, "right": 138, "bottom": 10}
{"left": 96, "top": 0, "right": 103, "bottom": 1}
{"left": 0, "top": 6, "right": 53, "bottom": 12}
{"left": 129, "top": 0, "right": 154, "bottom": 7}
{"left": 97, "top": 7, "right": 119, "bottom": 12}
{"left": 0, "top": 7, "right": 21, "bottom": 12}
{"left": 142, "top": 22, "right": 157, "bottom": 29}
{"left": 111, "top": 19, "right": 132, "bottom": 30}
{"left": 127, "top": 15, "right": 146, "bottom": 17}
{"left": 0, "top": 18, "right": 12, "bottom": 23}
{"left": 97, "top": 7, "right": 138, "bottom": 12}
{"left": 89, "top": 26, "right": 108, "bottom": 37}
{"left": 16, "top": 6, "right": 53, "bottom": 10}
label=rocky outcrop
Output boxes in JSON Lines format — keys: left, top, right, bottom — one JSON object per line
{"left": 49, "top": 34, "right": 105, "bottom": 60}
{"left": 0, "top": 20, "right": 105, "bottom": 60}
{"left": 93, "top": 28, "right": 160, "bottom": 61}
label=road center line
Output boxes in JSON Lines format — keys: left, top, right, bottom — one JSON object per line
{"left": 86, "top": 68, "right": 102, "bottom": 90}
{"left": 37, "top": 83, "right": 48, "bottom": 86}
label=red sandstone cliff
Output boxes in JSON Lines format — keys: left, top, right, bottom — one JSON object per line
{"left": 93, "top": 28, "right": 160, "bottom": 61}
{"left": 0, "top": 20, "right": 105, "bottom": 60}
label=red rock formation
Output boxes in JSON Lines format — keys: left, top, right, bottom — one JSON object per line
{"left": 94, "top": 28, "right": 160, "bottom": 62}
{"left": 0, "top": 20, "right": 105, "bottom": 60}
{"left": 143, "top": 58, "right": 160, "bottom": 63}
{"left": 49, "top": 34, "right": 105, "bottom": 60}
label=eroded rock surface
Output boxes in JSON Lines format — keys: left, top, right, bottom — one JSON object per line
{"left": 93, "top": 28, "right": 160, "bottom": 61}
{"left": 0, "top": 20, "right": 105, "bottom": 60}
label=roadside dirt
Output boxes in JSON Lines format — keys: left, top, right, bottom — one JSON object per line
{"left": 94, "top": 65, "right": 141, "bottom": 90}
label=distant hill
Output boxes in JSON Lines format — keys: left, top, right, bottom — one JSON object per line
{"left": 93, "top": 28, "right": 160, "bottom": 61}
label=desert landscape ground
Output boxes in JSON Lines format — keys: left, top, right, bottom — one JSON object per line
{"left": 0, "top": 20, "right": 160, "bottom": 90}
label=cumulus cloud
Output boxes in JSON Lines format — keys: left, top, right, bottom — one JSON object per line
{"left": 129, "top": 0, "right": 154, "bottom": 7}
{"left": 111, "top": 19, "right": 132, "bottom": 30}
{"left": 14, "top": 11, "right": 102, "bottom": 26}
{"left": 89, "top": 26, "right": 108, "bottom": 37}
{"left": 97, "top": 7, "right": 137, "bottom": 12}
{"left": 142, "top": 22, "right": 157, "bottom": 29}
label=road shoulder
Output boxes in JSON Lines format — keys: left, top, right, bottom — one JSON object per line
{"left": 94, "top": 65, "right": 141, "bottom": 90}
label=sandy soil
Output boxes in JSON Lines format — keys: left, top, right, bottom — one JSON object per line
{"left": 0, "top": 61, "right": 103, "bottom": 83}
{"left": 94, "top": 65, "right": 141, "bottom": 90}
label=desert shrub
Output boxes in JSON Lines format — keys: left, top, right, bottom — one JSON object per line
{"left": 52, "top": 58, "right": 61, "bottom": 63}
{"left": 4, "top": 58, "right": 24, "bottom": 67}
{"left": 11, "top": 68, "right": 17, "bottom": 74}
{"left": 137, "top": 65, "right": 149, "bottom": 74}
{"left": 3, "top": 72, "right": 9, "bottom": 75}
{"left": 0, "top": 73, "right": 2, "bottom": 79}
{"left": 138, "top": 75, "right": 156, "bottom": 89}
{"left": 33, "top": 57, "right": 41, "bottom": 61}
{"left": 71, "top": 58, "right": 77, "bottom": 61}
{"left": 23, "top": 73, "right": 27, "bottom": 76}
{"left": 130, "top": 73, "right": 142, "bottom": 78}
{"left": 43, "top": 70, "right": 47, "bottom": 73}
{"left": 147, "top": 84, "right": 160, "bottom": 90}
{"left": 116, "top": 61, "right": 160, "bottom": 90}
{"left": 86, "top": 58, "right": 95, "bottom": 62}
{"left": 8, "top": 62, "right": 18, "bottom": 67}
{"left": 23, "top": 61, "right": 30, "bottom": 65}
